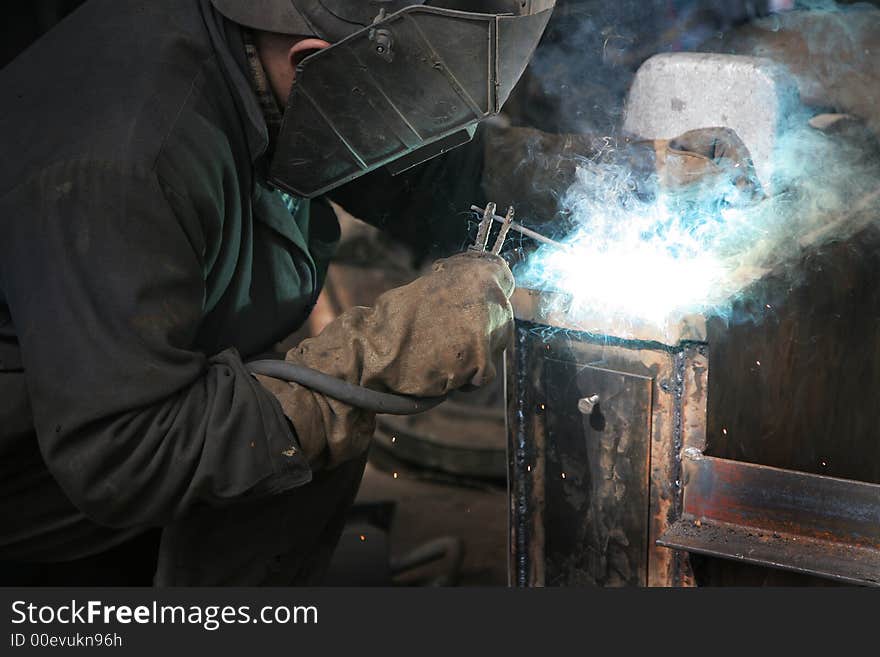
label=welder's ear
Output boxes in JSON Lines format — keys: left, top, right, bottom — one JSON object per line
{"left": 287, "top": 38, "right": 331, "bottom": 79}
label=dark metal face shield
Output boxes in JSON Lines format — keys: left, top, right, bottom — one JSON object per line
{"left": 268, "top": 0, "right": 556, "bottom": 198}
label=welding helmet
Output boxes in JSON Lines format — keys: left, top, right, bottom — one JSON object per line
{"left": 210, "top": 0, "right": 556, "bottom": 197}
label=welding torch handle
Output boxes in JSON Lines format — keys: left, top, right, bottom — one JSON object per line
{"left": 469, "top": 206, "right": 567, "bottom": 250}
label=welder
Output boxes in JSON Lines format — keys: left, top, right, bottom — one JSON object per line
{"left": 0, "top": 0, "right": 755, "bottom": 585}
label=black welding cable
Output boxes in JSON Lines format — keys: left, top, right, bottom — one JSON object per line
{"left": 246, "top": 360, "right": 446, "bottom": 415}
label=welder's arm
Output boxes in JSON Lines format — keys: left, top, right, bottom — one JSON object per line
{"left": 1, "top": 163, "right": 310, "bottom": 530}
{"left": 257, "top": 251, "right": 515, "bottom": 469}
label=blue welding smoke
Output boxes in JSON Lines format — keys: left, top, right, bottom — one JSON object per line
{"left": 513, "top": 2, "right": 880, "bottom": 341}
{"left": 514, "top": 114, "right": 880, "bottom": 339}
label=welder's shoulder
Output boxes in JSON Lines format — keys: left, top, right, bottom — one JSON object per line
{"left": 0, "top": 0, "right": 235, "bottom": 200}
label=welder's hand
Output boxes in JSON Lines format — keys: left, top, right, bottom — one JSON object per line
{"left": 255, "top": 374, "right": 376, "bottom": 471}
{"left": 257, "top": 252, "right": 515, "bottom": 468}
{"left": 650, "top": 127, "right": 763, "bottom": 199}
{"left": 359, "top": 250, "right": 516, "bottom": 395}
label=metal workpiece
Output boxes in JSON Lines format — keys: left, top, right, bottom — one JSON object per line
{"left": 506, "top": 293, "right": 708, "bottom": 587}
{"left": 504, "top": 51, "right": 880, "bottom": 588}
{"left": 659, "top": 453, "right": 880, "bottom": 586}
{"left": 511, "top": 287, "right": 709, "bottom": 346}
{"left": 506, "top": 283, "right": 880, "bottom": 586}
{"left": 506, "top": 285, "right": 880, "bottom": 587}
{"left": 507, "top": 324, "right": 546, "bottom": 587}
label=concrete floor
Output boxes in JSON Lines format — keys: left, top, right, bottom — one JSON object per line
{"left": 355, "top": 458, "right": 509, "bottom": 587}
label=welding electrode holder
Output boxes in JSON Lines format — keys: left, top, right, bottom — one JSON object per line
{"left": 470, "top": 202, "right": 515, "bottom": 255}
{"left": 246, "top": 201, "right": 521, "bottom": 415}
{"left": 469, "top": 204, "right": 569, "bottom": 251}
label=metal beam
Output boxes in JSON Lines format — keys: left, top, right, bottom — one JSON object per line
{"left": 658, "top": 452, "right": 880, "bottom": 586}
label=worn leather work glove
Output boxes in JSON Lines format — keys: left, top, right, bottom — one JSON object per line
{"left": 257, "top": 252, "right": 515, "bottom": 469}
{"left": 643, "top": 127, "right": 762, "bottom": 199}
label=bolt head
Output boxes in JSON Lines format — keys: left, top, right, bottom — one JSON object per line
{"left": 577, "top": 395, "right": 600, "bottom": 415}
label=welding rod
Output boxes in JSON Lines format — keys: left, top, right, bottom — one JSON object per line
{"left": 470, "top": 205, "right": 569, "bottom": 251}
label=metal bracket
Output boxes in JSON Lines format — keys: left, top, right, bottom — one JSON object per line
{"left": 658, "top": 450, "right": 880, "bottom": 586}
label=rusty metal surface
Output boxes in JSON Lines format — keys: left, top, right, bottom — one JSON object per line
{"left": 543, "top": 360, "right": 652, "bottom": 585}
{"left": 706, "top": 222, "right": 880, "bottom": 487}
{"left": 507, "top": 316, "right": 706, "bottom": 587}
{"left": 658, "top": 453, "right": 880, "bottom": 586}
{"left": 692, "top": 221, "right": 880, "bottom": 584}
{"left": 645, "top": 344, "right": 709, "bottom": 587}
{"left": 507, "top": 322, "right": 547, "bottom": 586}
{"left": 511, "top": 220, "right": 880, "bottom": 586}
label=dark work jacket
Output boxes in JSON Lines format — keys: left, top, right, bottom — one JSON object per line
{"left": 0, "top": 0, "right": 486, "bottom": 565}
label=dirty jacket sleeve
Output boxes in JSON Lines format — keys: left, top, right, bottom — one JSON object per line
{"left": 0, "top": 159, "right": 311, "bottom": 530}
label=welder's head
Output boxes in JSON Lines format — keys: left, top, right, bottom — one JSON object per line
{"left": 210, "top": 0, "right": 556, "bottom": 198}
